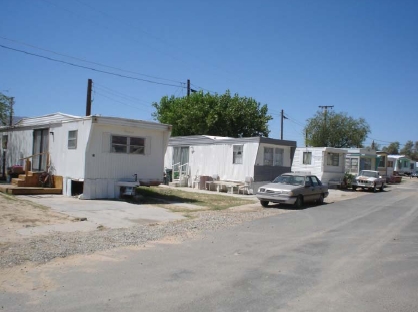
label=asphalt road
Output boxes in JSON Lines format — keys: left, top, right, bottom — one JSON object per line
{"left": 2, "top": 183, "right": 418, "bottom": 312}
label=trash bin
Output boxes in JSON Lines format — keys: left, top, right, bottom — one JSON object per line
{"left": 165, "top": 169, "right": 173, "bottom": 185}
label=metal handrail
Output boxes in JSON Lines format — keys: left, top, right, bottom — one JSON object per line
{"left": 172, "top": 162, "right": 189, "bottom": 181}
{"left": 18, "top": 152, "right": 50, "bottom": 179}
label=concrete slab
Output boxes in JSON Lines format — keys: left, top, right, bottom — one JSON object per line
{"left": 17, "top": 195, "right": 185, "bottom": 232}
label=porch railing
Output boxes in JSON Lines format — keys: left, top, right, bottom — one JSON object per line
{"left": 172, "top": 162, "right": 189, "bottom": 182}
{"left": 19, "top": 152, "right": 50, "bottom": 179}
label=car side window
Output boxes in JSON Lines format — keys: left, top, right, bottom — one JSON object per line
{"left": 310, "top": 176, "right": 319, "bottom": 187}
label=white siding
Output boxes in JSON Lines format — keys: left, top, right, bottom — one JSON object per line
{"left": 165, "top": 142, "right": 259, "bottom": 183}
{"left": 82, "top": 123, "right": 170, "bottom": 199}
{"left": 49, "top": 120, "right": 91, "bottom": 179}
{"left": 291, "top": 147, "right": 347, "bottom": 183}
{"left": 1, "top": 129, "right": 33, "bottom": 168}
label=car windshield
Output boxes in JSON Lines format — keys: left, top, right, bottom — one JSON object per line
{"left": 359, "top": 171, "right": 377, "bottom": 178}
{"left": 272, "top": 175, "right": 305, "bottom": 186}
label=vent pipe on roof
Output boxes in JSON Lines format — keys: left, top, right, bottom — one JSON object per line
{"left": 86, "top": 79, "right": 92, "bottom": 116}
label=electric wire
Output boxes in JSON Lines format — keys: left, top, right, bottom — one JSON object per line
{"left": 94, "top": 83, "right": 155, "bottom": 106}
{"left": 0, "top": 44, "right": 185, "bottom": 88}
{"left": 94, "top": 91, "right": 154, "bottom": 115}
{"left": 0, "top": 36, "right": 183, "bottom": 84}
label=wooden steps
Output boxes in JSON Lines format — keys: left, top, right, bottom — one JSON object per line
{"left": 0, "top": 185, "right": 62, "bottom": 195}
{"left": 1, "top": 172, "right": 64, "bottom": 195}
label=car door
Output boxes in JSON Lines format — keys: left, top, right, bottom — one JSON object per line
{"left": 303, "top": 176, "right": 317, "bottom": 202}
{"left": 306, "top": 176, "right": 321, "bottom": 202}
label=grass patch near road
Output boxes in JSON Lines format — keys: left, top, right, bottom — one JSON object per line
{"left": 135, "top": 187, "right": 251, "bottom": 211}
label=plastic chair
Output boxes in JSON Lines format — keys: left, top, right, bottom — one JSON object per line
{"left": 239, "top": 176, "right": 253, "bottom": 194}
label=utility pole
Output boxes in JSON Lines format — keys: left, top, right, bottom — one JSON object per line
{"left": 187, "top": 79, "right": 190, "bottom": 97}
{"left": 318, "top": 105, "right": 334, "bottom": 146}
{"left": 9, "top": 97, "right": 14, "bottom": 126}
{"left": 280, "top": 109, "right": 288, "bottom": 140}
{"left": 86, "top": 79, "right": 93, "bottom": 116}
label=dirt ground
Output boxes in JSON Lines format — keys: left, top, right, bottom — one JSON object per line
{"left": 0, "top": 193, "right": 73, "bottom": 244}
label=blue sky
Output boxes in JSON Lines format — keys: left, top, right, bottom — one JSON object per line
{"left": 1, "top": 0, "right": 417, "bottom": 148}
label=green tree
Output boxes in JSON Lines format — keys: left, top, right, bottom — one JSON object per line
{"left": 304, "top": 110, "right": 370, "bottom": 148}
{"left": 0, "top": 92, "right": 13, "bottom": 125}
{"left": 400, "top": 140, "right": 414, "bottom": 157}
{"left": 382, "top": 142, "right": 400, "bottom": 154}
{"left": 152, "top": 90, "right": 272, "bottom": 137}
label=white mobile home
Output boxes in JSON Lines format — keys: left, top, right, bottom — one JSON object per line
{"left": 345, "top": 148, "right": 377, "bottom": 176}
{"left": 291, "top": 147, "right": 347, "bottom": 185}
{"left": 388, "top": 155, "right": 414, "bottom": 175}
{"left": 164, "top": 135, "right": 296, "bottom": 193}
{"left": 0, "top": 113, "right": 171, "bottom": 199}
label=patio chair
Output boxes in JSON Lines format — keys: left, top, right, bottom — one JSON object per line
{"left": 238, "top": 176, "right": 253, "bottom": 195}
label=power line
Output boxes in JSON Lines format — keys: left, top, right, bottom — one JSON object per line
{"left": 94, "top": 91, "right": 154, "bottom": 115}
{"left": 190, "top": 83, "right": 216, "bottom": 94}
{"left": 94, "top": 83, "right": 155, "bottom": 106}
{"left": 0, "top": 36, "right": 183, "bottom": 84}
{"left": 0, "top": 44, "right": 185, "bottom": 88}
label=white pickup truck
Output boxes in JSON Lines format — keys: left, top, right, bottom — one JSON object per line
{"left": 352, "top": 170, "right": 385, "bottom": 192}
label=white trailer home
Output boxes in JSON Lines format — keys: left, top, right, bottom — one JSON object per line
{"left": 345, "top": 148, "right": 377, "bottom": 176}
{"left": 291, "top": 147, "right": 347, "bottom": 186}
{"left": 164, "top": 135, "right": 296, "bottom": 194}
{"left": 0, "top": 113, "right": 171, "bottom": 199}
{"left": 388, "top": 155, "right": 414, "bottom": 175}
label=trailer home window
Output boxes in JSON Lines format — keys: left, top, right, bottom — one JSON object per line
{"left": 111, "top": 135, "right": 145, "bottom": 154}
{"left": 387, "top": 160, "right": 394, "bottom": 168}
{"left": 274, "top": 148, "right": 284, "bottom": 166}
{"left": 345, "top": 157, "right": 358, "bottom": 173}
{"left": 264, "top": 147, "right": 284, "bottom": 166}
{"left": 303, "top": 152, "right": 312, "bottom": 165}
{"left": 378, "top": 156, "right": 386, "bottom": 167}
{"left": 326, "top": 153, "right": 339, "bottom": 166}
{"left": 68, "top": 130, "right": 78, "bottom": 149}
{"left": 233, "top": 145, "right": 243, "bottom": 164}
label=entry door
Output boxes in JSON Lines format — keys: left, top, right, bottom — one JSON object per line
{"left": 173, "top": 147, "right": 189, "bottom": 176}
{"left": 33, "top": 129, "right": 49, "bottom": 171}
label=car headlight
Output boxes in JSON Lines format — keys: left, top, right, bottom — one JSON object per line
{"left": 258, "top": 188, "right": 265, "bottom": 193}
{"left": 281, "top": 190, "right": 293, "bottom": 196}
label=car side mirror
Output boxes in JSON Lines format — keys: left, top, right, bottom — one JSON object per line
{"left": 304, "top": 182, "right": 311, "bottom": 187}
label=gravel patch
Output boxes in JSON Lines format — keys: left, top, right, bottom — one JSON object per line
{"left": 0, "top": 209, "right": 283, "bottom": 268}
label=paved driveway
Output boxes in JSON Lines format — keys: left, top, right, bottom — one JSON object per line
{"left": 17, "top": 195, "right": 185, "bottom": 235}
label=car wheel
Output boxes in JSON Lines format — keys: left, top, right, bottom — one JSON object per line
{"left": 317, "top": 194, "right": 324, "bottom": 205}
{"left": 260, "top": 200, "right": 269, "bottom": 208}
{"left": 352, "top": 186, "right": 357, "bottom": 191}
{"left": 294, "top": 196, "right": 303, "bottom": 209}
{"left": 380, "top": 183, "right": 384, "bottom": 192}
{"left": 373, "top": 184, "right": 377, "bottom": 193}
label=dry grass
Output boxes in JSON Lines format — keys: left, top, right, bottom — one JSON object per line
{"left": 135, "top": 187, "right": 251, "bottom": 211}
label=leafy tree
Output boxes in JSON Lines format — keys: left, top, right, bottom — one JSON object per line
{"left": 382, "top": 142, "right": 400, "bottom": 155}
{"left": 0, "top": 92, "right": 13, "bottom": 125}
{"left": 366, "top": 141, "right": 381, "bottom": 150}
{"left": 399, "top": 140, "right": 418, "bottom": 161}
{"left": 304, "top": 110, "right": 370, "bottom": 148}
{"left": 400, "top": 140, "right": 414, "bottom": 157}
{"left": 152, "top": 90, "right": 272, "bottom": 137}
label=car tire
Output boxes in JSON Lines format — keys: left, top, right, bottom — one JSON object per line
{"left": 352, "top": 186, "right": 357, "bottom": 191}
{"left": 380, "top": 183, "right": 384, "bottom": 192}
{"left": 260, "top": 200, "right": 269, "bottom": 208}
{"left": 373, "top": 184, "right": 377, "bottom": 193}
{"left": 294, "top": 196, "right": 303, "bottom": 209}
{"left": 317, "top": 194, "right": 324, "bottom": 205}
